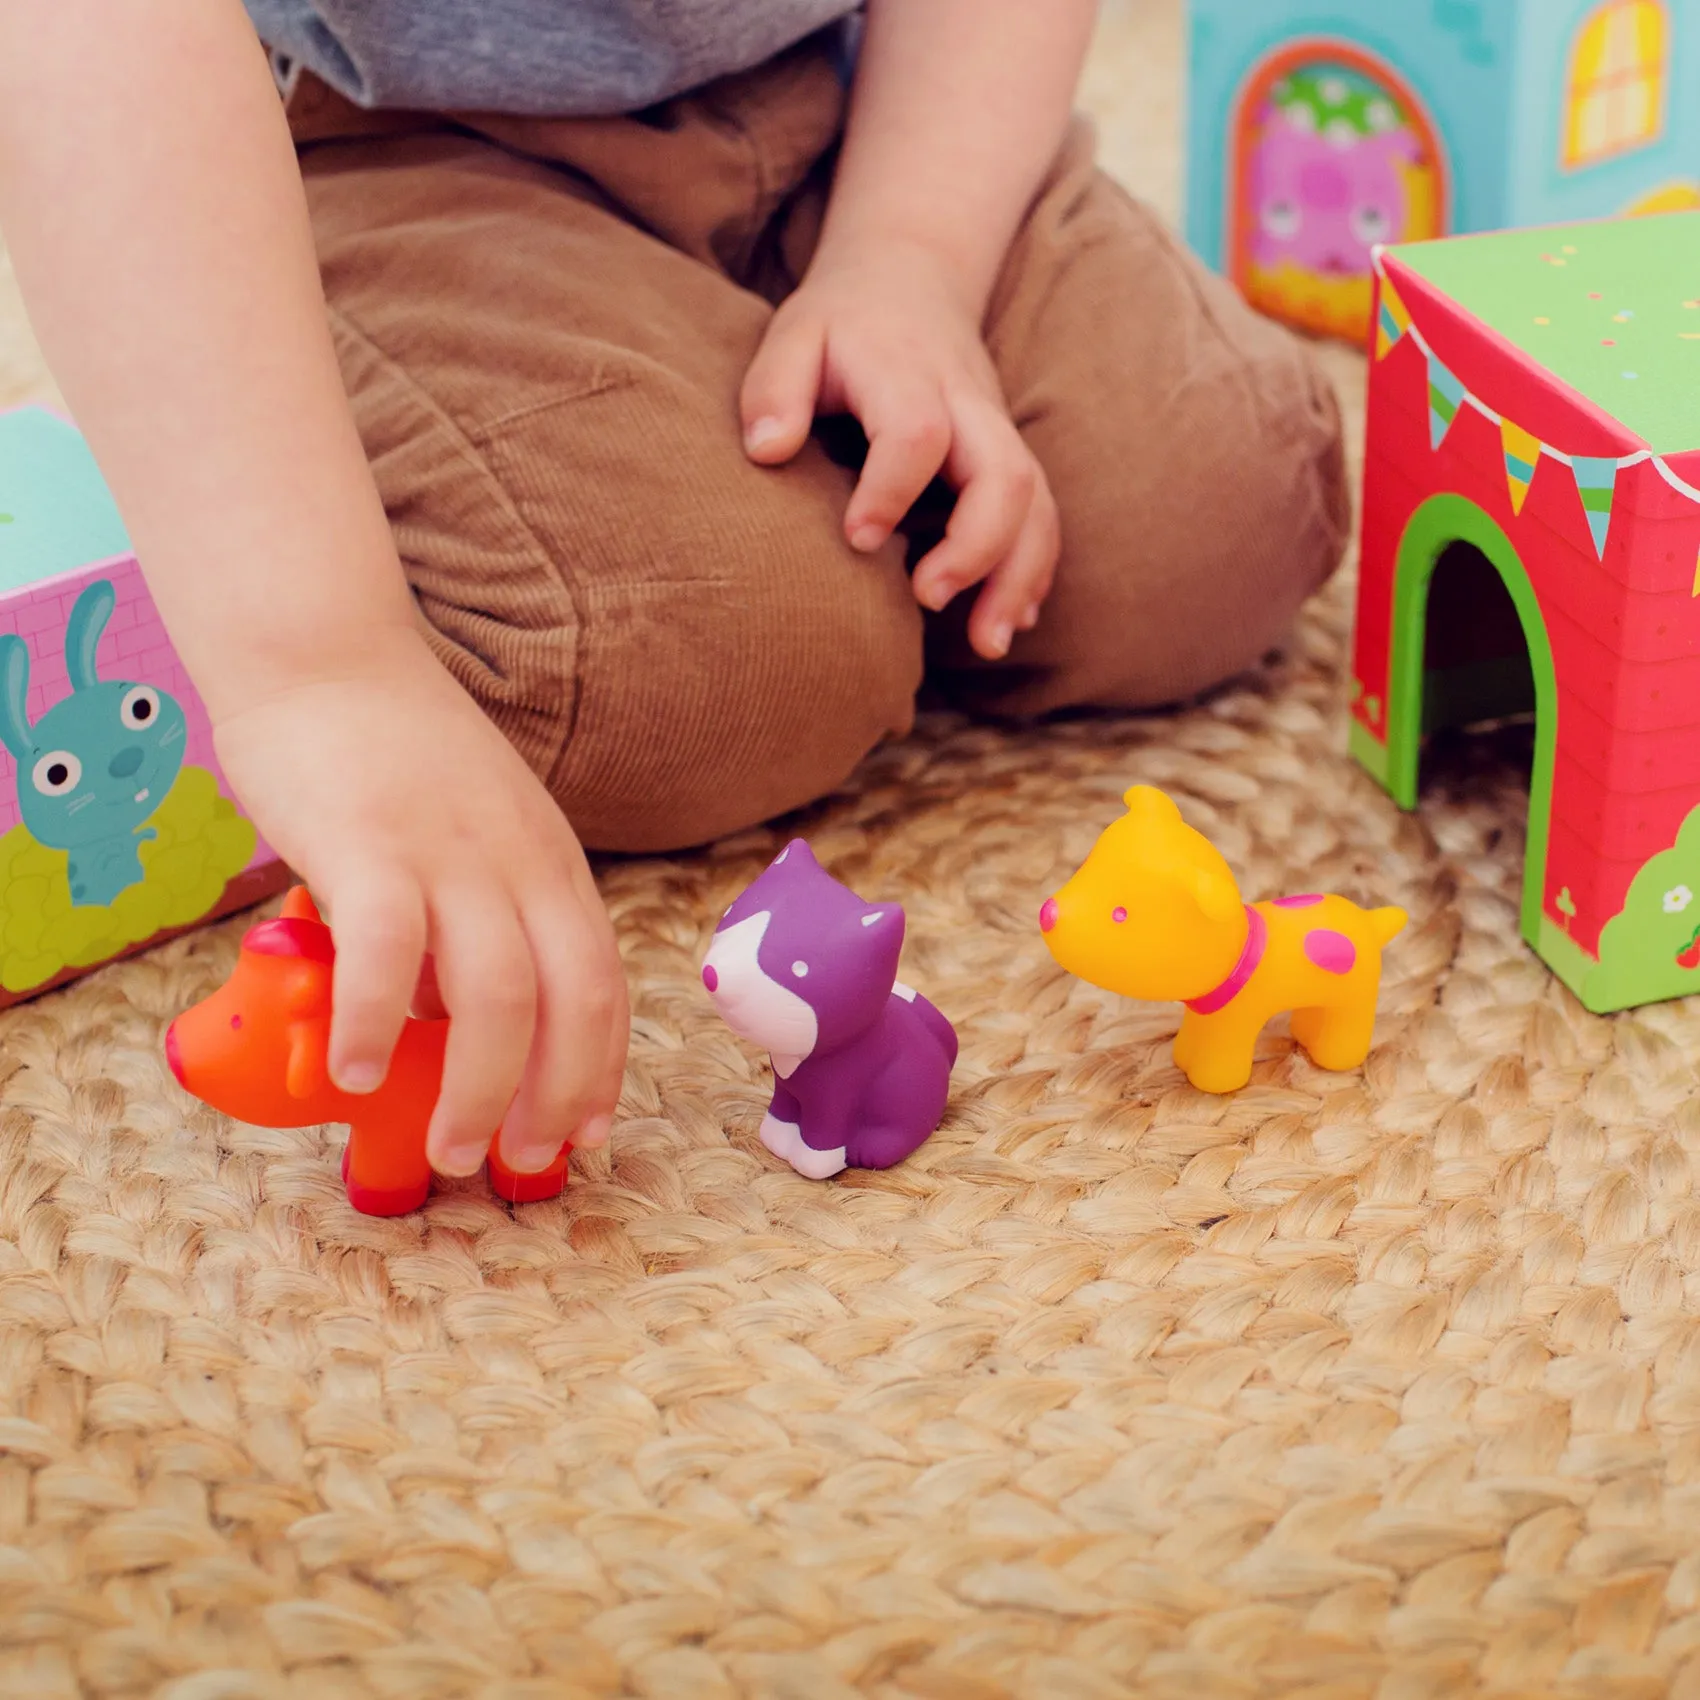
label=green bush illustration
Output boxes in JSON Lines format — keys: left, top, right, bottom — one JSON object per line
{"left": 1273, "top": 67, "right": 1411, "bottom": 143}
{"left": 1590, "top": 804, "right": 1700, "bottom": 1010}
{"left": 0, "top": 765, "right": 255, "bottom": 992}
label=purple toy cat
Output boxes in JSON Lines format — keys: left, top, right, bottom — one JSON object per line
{"left": 701, "top": 840, "right": 957, "bottom": 1178}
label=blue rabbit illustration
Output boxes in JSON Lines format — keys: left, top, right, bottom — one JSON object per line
{"left": 0, "top": 580, "right": 187, "bottom": 907}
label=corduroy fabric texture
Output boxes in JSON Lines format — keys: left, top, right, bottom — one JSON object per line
{"left": 286, "top": 29, "right": 1346, "bottom": 852}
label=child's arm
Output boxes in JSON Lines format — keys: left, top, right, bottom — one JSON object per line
{"left": 741, "top": 0, "right": 1099, "bottom": 661}
{"left": 0, "top": 0, "right": 626, "bottom": 1173}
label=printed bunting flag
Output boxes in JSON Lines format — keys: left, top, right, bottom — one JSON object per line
{"left": 1502, "top": 421, "right": 1542, "bottom": 516}
{"left": 1375, "top": 274, "right": 1412, "bottom": 361}
{"left": 1368, "top": 252, "right": 1700, "bottom": 527}
{"left": 1427, "top": 356, "right": 1466, "bottom": 450}
{"left": 1570, "top": 458, "right": 1618, "bottom": 559}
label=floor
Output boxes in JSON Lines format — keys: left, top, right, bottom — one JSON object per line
{"left": 1, "top": 4, "right": 1698, "bottom": 1698}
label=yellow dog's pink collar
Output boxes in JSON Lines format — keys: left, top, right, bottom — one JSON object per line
{"left": 1186, "top": 906, "right": 1267, "bottom": 1015}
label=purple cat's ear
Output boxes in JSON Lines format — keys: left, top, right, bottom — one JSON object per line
{"left": 861, "top": 904, "right": 905, "bottom": 941}
{"left": 782, "top": 838, "right": 818, "bottom": 867}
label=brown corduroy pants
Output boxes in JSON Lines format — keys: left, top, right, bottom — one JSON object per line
{"left": 285, "top": 36, "right": 1349, "bottom": 854}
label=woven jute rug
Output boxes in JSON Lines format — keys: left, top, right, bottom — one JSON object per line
{"left": 6, "top": 7, "right": 1700, "bottom": 1698}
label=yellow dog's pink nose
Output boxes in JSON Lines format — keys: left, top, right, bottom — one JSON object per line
{"left": 1040, "top": 898, "right": 1059, "bottom": 934}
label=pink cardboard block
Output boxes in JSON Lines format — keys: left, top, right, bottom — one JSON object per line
{"left": 0, "top": 407, "right": 287, "bottom": 1006}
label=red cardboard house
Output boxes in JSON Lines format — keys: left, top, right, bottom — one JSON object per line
{"left": 1351, "top": 211, "right": 1700, "bottom": 1011}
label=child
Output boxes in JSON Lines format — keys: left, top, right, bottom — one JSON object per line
{"left": 0, "top": 1, "right": 1348, "bottom": 1181}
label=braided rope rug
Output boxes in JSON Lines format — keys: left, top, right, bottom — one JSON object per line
{"left": 6, "top": 9, "right": 1700, "bottom": 1698}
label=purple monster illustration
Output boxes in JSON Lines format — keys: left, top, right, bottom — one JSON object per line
{"left": 701, "top": 840, "right": 958, "bottom": 1178}
{"left": 1250, "top": 93, "right": 1419, "bottom": 280}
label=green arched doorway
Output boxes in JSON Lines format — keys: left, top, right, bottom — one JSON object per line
{"left": 1385, "top": 495, "right": 1559, "bottom": 946}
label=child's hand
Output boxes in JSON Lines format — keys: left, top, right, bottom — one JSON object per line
{"left": 740, "top": 244, "right": 1059, "bottom": 660}
{"left": 212, "top": 629, "right": 628, "bottom": 1178}
{"left": 1, "top": 0, "right": 630, "bottom": 1178}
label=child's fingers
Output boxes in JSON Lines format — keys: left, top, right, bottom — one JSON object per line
{"left": 966, "top": 478, "right": 1061, "bottom": 662}
{"left": 740, "top": 310, "right": 825, "bottom": 465}
{"left": 909, "top": 399, "right": 1044, "bottom": 638}
{"left": 496, "top": 886, "right": 629, "bottom": 1173}
{"left": 322, "top": 868, "right": 427, "bottom": 1096}
{"left": 410, "top": 953, "right": 447, "bottom": 1021}
{"left": 424, "top": 885, "right": 538, "bottom": 1176}
{"left": 845, "top": 383, "right": 952, "bottom": 552}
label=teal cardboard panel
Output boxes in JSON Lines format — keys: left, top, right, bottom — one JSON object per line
{"left": 1186, "top": 0, "right": 1700, "bottom": 342}
{"left": 0, "top": 407, "right": 132, "bottom": 594}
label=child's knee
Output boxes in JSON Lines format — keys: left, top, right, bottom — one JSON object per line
{"left": 1145, "top": 339, "right": 1350, "bottom": 694}
{"left": 1118, "top": 353, "right": 1345, "bottom": 703}
{"left": 959, "top": 331, "right": 1349, "bottom": 717}
{"left": 547, "top": 543, "right": 924, "bottom": 853}
{"left": 964, "top": 160, "right": 1352, "bottom": 715}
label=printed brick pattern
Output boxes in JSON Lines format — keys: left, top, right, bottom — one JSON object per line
{"left": 0, "top": 556, "right": 273, "bottom": 864}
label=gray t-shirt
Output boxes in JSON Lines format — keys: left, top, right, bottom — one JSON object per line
{"left": 247, "top": 0, "right": 861, "bottom": 114}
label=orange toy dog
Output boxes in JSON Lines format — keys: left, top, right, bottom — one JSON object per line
{"left": 165, "top": 887, "right": 569, "bottom": 1215}
{"left": 1040, "top": 787, "right": 1407, "bottom": 1093}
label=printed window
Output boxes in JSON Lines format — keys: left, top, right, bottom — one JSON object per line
{"left": 1564, "top": 0, "right": 1669, "bottom": 168}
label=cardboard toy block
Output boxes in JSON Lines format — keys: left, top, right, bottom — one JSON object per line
{"left": 1350, "top": 210, "right": 1700, "bottom": 1013}
{"left": 1187, "top": 0, "right": 1700, "bottom": 341}
{"left": 0, "top": 405, "right": 287, "bottom": 1007}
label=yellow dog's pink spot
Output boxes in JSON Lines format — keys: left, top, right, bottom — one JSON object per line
{"left": 1275, "top": 894, "right": 1324, "bottom": 909}
{"left": 1304, "top": 929, "right": 1357, "bottom": 975}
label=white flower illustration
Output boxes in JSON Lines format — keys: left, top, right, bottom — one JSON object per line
{"left": 1664, "top": 885, "right": 1694, "bottom": 915}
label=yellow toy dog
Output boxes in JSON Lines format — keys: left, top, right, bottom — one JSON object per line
{"left": 1040, "top": 786, "right": 1407, "bottom": 1093}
